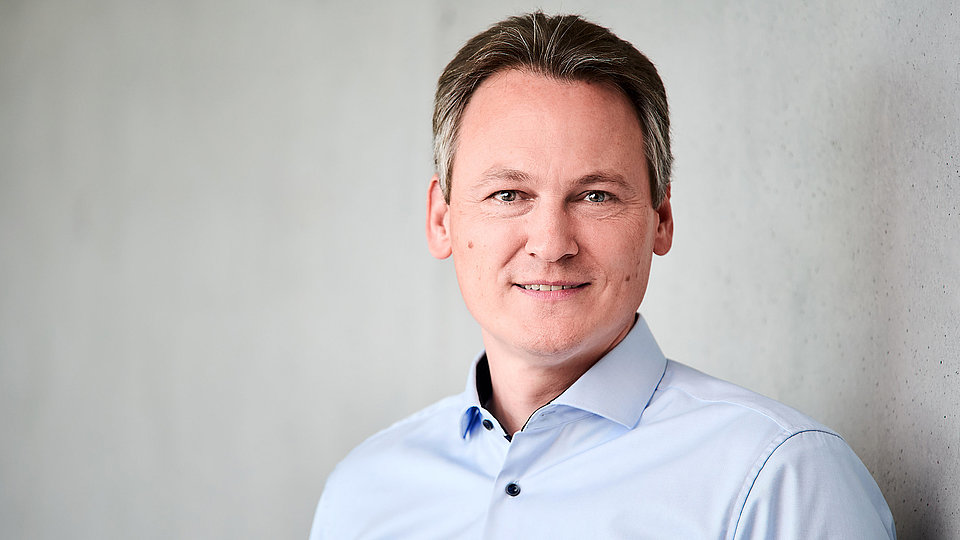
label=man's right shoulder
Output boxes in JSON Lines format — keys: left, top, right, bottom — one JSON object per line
{"left": 310, "top": 393, "right": 469, "bottom": 538}
{"left": 339, "top": 393, "right": 466, "bottom": 465}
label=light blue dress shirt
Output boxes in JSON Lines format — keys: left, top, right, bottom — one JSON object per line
{"left": 311, "top": 316, "right": 896, "bottom": 539}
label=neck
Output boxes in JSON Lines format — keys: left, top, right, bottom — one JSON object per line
{"left": 485, "top": 353, "right": 592, "bottom": 436}
{"left": 482, "top": 319, "right": 635, "bottom": 436}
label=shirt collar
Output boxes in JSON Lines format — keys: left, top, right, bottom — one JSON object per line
{"left": 458, "top": 314, "right": 667, "bottom": 438}
{"left": 551, "top": 315, "right": 667, "bottom": 428}
{"left": 459, "top": 352, "right": 490, "bottom": 438}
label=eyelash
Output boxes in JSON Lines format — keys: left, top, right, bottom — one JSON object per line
{"left": 488, "top": 190, "right": 615, "bottom": 203}
{"left": 582, "top": 191, "right": 612, "bottom": 203}
{"left": 490, "top": 190, "right": 520, "bottom": 203}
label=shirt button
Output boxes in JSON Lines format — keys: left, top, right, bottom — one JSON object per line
{"left": 505, "top": 483, "right": 521, "bottom": 497}
{"left": 482, "top": 419, "right": 494, "bottom": 430}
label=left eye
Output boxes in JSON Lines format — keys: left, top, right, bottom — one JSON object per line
{"left": 583, "top": 191, "right": 609, "bottom": 203}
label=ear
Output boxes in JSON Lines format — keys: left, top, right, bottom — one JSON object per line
{"left": 426, "top": 175, "right": 452, "bottom": 259}
{"left": 653, "top": 184, "right": 674, "bottom": 256}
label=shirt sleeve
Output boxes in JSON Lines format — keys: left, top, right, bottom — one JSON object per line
{"left": 733, "top": 429, "right": 896, "bottom": 540}
{"left": 308, "top": 465, "right": 350, "bottom": 540}
{"left": 308, "top": 497, "right": 324, "bottom": 540}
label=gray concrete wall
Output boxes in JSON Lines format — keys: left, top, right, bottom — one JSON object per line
{"left": 1, "top": 1, "right": 956, "bottom": 538}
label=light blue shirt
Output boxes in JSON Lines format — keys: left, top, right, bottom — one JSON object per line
{"left": 311, "top": 316, "right": 895, "bottom": 539}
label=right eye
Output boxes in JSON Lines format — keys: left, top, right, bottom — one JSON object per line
{"left": 491, "top": 190, "right": 518, "bottom": 203}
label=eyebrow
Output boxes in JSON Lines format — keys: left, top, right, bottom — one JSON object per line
{"left": 479, "top": 167, "right": 532, "bottom": 185}
{"left": 478, "top": 167, "right": 633, "bottom": 190}
{"left": 574, "top": 172, "right": 633, "bottom": 190}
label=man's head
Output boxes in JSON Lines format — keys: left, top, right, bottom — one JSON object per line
{"left": 426, "top": 12, "right": 673, "bottom": 364}
{"left": 433, "top": 11, "right": 672, "bottom": 207}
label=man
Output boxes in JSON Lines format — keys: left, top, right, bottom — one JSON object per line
{"left": 311, "top": 12, "right": 895, "bottom": 539}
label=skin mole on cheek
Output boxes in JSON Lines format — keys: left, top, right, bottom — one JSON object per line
{"left": 625, "top": 275, "right": 631, "bottom": 282}
{"left": 468, "top": 241, "right": 474, "bottom": 249}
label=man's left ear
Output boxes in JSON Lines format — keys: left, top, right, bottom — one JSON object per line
{"left": 426, "top": 175, "right": 452, "bottom": 259}
{"left": 653, "top": 184, "right": 673, "bottom": 256}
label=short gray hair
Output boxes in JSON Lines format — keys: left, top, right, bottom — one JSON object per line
{"left": 433, "top": 11, "right": 672, "bottom": 206}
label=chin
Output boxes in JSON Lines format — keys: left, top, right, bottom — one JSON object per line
{"left": 522, "top": 313, "right": 638, "bottom": 359}
{"left": 519, "top": 336, "right": 585, "bottom": 358}
{"left": 500, "top": 325, "right": 607, "bottom": 361}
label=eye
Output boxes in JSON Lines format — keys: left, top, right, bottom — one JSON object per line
{"left": 583, "top": 191, "right": 611, "bottom": 203}
{"left": 491, "top": 190, "right": 519, "bottom": 203}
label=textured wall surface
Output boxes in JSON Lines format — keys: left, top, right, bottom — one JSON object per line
{"left": 1, "top": 1, "right": 957, "bottom": 538}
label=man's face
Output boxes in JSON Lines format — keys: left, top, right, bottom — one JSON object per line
{"left": 427, "top": 70, "right": 673, "bottom": 363}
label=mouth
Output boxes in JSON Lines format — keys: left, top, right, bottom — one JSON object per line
{"left": 515, "top": 282, "right": 588, "bottom": 291}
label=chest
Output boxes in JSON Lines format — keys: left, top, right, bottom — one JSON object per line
{"left": 353, "top": 417, "right": 759, "bottom": 539}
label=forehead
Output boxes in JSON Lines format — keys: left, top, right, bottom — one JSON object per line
{"left": 453, "top": 70, "right": 647, "bottom": 190}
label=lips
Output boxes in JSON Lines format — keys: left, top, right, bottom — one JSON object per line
{"left": 516, "top": 283, "right": 587, "bottom": 291}
{"left": 520, "top": 284, "right": 577, "bottom": 291}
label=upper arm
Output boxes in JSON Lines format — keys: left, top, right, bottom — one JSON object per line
{"left": 732, "top": 430, "right": 896, "bottom": 540}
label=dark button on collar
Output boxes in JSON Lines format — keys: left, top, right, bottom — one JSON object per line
{"left": 482, "top": 419, "right": 494, "bottom": 430}
{"left": 505, "top": 482, "right": 521, "bottom": 497}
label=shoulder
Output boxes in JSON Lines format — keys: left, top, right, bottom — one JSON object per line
{"left": 310, "top": 393, "right": 466, "bottom": 539}
{"left": 653, "top": 359, "right": 833, "bottom": 436}
{"left": 653, "top": 361, "right": 895, "bottom": 539}
{"left": 328, "top": 392, "right": 465, "bottom": 481}
{"left": 733, "top": 429, "right": 896, "bottom": 539}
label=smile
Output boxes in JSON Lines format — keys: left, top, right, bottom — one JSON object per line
{"left": 517, "top": 283, "right": 586, "bottom": 291}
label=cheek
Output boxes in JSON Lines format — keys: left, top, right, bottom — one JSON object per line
{"left": 454, "top": 240, "right": 494, "bottom": 285}
{"left": 620, "top": 265, "right": 643, "bottom": 286}
{"left": 602, "top": 231, "right": 653, "bottom": 286}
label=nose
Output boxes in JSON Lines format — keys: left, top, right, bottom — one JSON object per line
{"left": 523, "top": 202, "right": 579, "bottom": 262}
